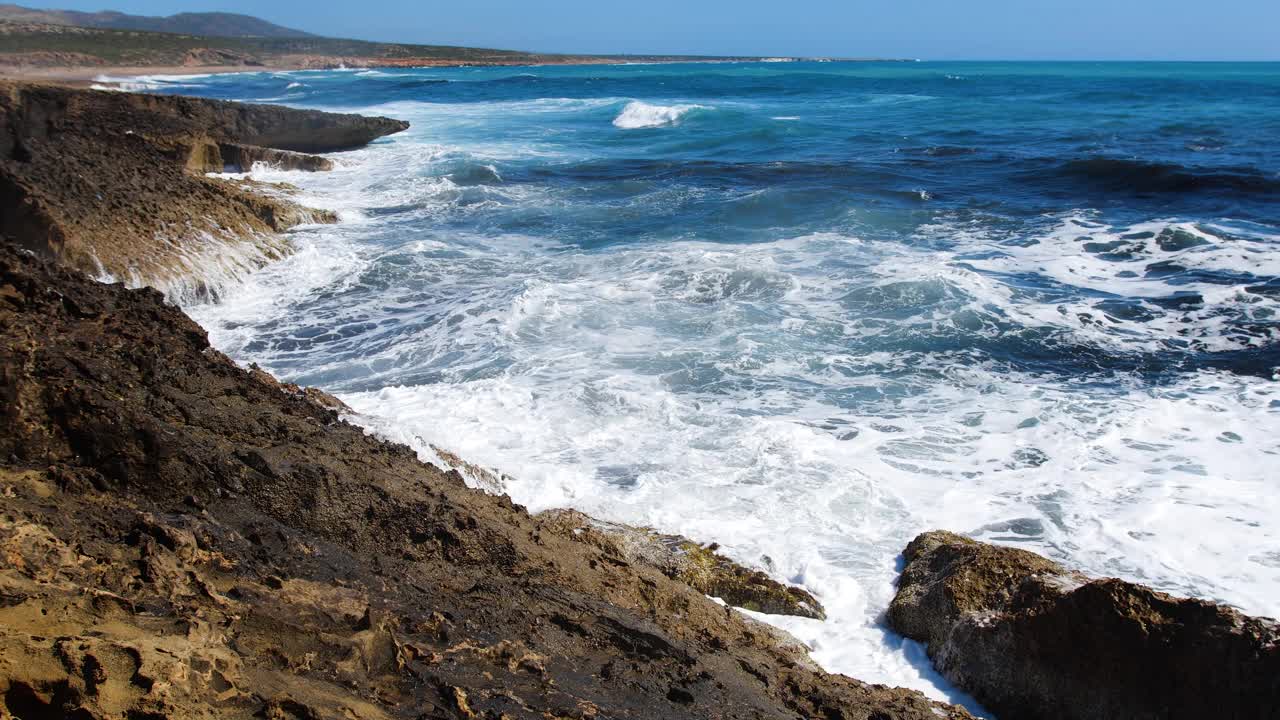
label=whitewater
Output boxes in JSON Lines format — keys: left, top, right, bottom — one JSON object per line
{"left": 141, "top": 61, "right": 1279, "bottom": 708}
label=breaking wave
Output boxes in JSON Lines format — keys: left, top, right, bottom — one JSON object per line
{"left": 613, "top": 100, "right": 706, "bottom": 129}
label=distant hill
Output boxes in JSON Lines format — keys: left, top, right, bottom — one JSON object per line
{"left": 0, "top": 5, "right": 762, "bottom": 72}
{"left": 0, "top": 20, "right": 586, "bottom": 68}
{"left": 0, "top": 4, "right": 314, "bottom": 38}
{"left": 0, "top": 19, "right": 759, "bottom": 72}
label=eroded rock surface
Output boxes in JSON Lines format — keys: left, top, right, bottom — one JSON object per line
{"left": 540, "top": 509, "right": 826, "bottom": 620}
{"left": 0, "top": 82, "right": 405, "bottom": 294}
{"left": 889, "top": 530, "right": 1280, "bottom": 720}
{"left": 0, "top": 243, "right": 972, "bottom": 719}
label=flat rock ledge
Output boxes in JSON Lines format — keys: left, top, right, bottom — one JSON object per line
{"left": 539, "top": 509, "right": 827, "bottom": 620}
{"left": 0, "top": 243, "right": 974, "bottom": 720}
{"left": 0, "top": 82, "right": 408, "bottom": 296}
{"left": 889, "top": 530, "right": 1280, "bottom": 720}
{"left": 418, "top": 453, "right": 826, "bottom": 621}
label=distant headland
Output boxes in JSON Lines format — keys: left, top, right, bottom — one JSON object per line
{"left": 0, "top": 4, "right": 885, "bottom": 84}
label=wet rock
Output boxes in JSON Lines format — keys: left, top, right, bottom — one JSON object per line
{"left": 539, "top": 509, "right": 826, "bottom": 619}
{"left": 429, "top": 444, "right": 512, "bottom": 495}
{"left": 1155, "top": 227, "right": 1210, "bottom": 252}
{"left": 889, "top": 530, "right": 1280, "bottom": 720}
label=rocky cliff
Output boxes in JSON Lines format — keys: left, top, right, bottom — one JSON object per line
{"left": 0, "top": 82, "right": 406, "bottom": 297}
{"left": 889, "top": 531, "right": 1280, "bottom": 720}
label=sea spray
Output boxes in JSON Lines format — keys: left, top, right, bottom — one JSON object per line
{"left": 179, "top": 60, "right": 1280, "bottom": 703}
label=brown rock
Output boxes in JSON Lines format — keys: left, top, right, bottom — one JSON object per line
{"left": 0, "top": 82, "right": 404, "bottom": 296}
{"left": 889, "top": 530, "right": 1280, "bottom": 720}
{"left": 218, "top": 142, "right": 335, "bottom": 172}
{"left": 540, "top": 508, "right": 827, "bottom": 619}
{"left": 0, "top": 81, "right": 409, "bottom": 155}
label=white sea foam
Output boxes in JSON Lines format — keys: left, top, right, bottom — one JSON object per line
{"left": 184, "top": 78, "right": 1280, "bottom": 711}
{"left": 101, "top": 229, "right": 298, "bottom": 305}
{"left": 335, "top": 245, "right": 1280, "bottom": 697}
{"left": 945, "top": 213, "right": 1280, "bottom": 355}
{"left": 90, "top": 72, "right": 218, "bottom": 92}
{"left": 195, "top": 202, "right": 1280, "bottom": 706}
{"left": 613, "top": 100, "right": 706, "bottom": 129}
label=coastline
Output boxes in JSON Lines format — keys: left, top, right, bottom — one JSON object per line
{"left": 0, "top": 60, "right": 748, "bottom": 90}
{"left": 0, "top": 63, "right": 306, "bottom": 87}
{"left": 0, "top": 56, "right": 876, "bottom": 89}
{"left": 0, "top": 81, "right": 406, "bottom": 298}
{"left": 0, "top": 81, "right": 976, "bottom": 719}
{"left": 0, "top": 78, "right": 1274, "bottom": 717}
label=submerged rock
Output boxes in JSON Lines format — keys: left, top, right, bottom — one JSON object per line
{"left": 540, "top": 509, "right": 826, "bottom": 620}
{"left": 889, "top": 530, "right": 1280, "bottom": 720}
{"left": 0, "top": 244, "right": 972, "bottom": 719}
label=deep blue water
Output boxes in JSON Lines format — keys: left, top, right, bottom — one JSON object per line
{"left": 126, "top": 62, "right": 1280, "bottom": 702}
{"left": 154, "top": 62, "right": 1280, "bottom": 377}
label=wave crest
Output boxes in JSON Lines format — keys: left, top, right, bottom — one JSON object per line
{"left": 613, "top": 101, "right": 704, "bottom": 129}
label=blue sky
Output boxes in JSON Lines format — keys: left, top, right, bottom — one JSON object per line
{"left": 24, "top": 0, "right": 1280, "bottom": 60}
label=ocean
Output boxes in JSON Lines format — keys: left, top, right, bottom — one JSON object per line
{"left": 131, "top": 61, "right": 1279, "bottom": 704}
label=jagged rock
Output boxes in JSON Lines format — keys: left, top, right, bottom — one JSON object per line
{"left": 166, "top": 137, "right": 336, "bottom": 173}
{"left": 539, "top": 509, "right": 826, "bottom": 619}
{"left": 889, "top": 530, "right": 1280, "bottom": 720}
{"left": 0, "top": 82, "right": 408, "bottom": 155}
{"left": 218, "top": 142, "right": 335, "bottom": 172}
{"left": 0, "top": 243, "right": 973, "bottom": 720}
{"left": 441, "top": 464, "right": 827, "bottom": 617}
{"left": 0, "top": 82, "right": 404, "bottom": 295}
{"left": 248, "top": 362, "right": 353, "bottom": 414}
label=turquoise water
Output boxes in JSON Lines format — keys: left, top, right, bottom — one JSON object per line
{"left": 125, "top": 62, "right": 1279, "bottom": 704}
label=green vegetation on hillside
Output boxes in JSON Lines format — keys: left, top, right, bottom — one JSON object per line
{"left": 0, "top": 4, "right": 315, "bottom": 38}
{"left": 0, "top": 20, "right": 587, "bottom": 65}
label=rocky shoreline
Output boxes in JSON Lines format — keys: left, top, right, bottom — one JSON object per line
{"left": 0, "top": 241, "right": 970, "bottom": 720}
{"left": 1, "top": 82, "right": 405, "bottom": 298}
{"left": 1, "top": 82, "right": 1277, "bottom": 719}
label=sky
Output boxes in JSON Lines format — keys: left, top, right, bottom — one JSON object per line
{"left": 22, "top": 0, "right": 1280, "bottom": 60}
